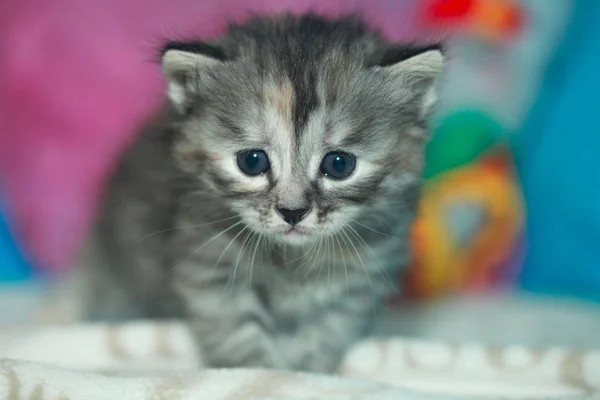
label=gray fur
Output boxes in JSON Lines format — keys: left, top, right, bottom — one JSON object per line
{"left": 79, "top": 14, "right": 444, "bottom": 372}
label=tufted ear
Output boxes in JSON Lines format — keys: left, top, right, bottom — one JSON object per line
{"left": 160, "top": 42, "right": 227, "bottom": 113}
{"left": 375, "top": 44, "right": 445, "bottom": 120}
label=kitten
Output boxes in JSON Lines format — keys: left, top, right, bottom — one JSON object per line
{"left": 80, "top": 14, "right": 444, "bottom": 372}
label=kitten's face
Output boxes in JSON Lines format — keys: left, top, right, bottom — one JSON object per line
{"left": 163, "top": 15, "right": 443, "bottom": 246}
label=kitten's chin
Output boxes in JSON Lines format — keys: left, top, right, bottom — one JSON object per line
{"left": 269, "top": 226, "right": 316, "bottom": 246}
{"left": 281, "top": 230, "right": 313, "bottom": 246}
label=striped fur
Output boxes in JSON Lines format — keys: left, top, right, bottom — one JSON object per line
{"left": 80, "top": 14, "right": 444, "bottom": 372}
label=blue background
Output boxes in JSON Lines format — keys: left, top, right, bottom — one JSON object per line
{"left": 518, "top": 0, "right": 600, "bottom": 301}
{"left": 0, "top": 195, "right": 30, "bottom": 282}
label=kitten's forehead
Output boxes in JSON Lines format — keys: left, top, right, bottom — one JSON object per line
{"left": 222, "top": 15, "right": 377, "bottom": 139}
{"left": 210, "top": 68, "right": 390, "bottom": 171}
{"left": 190, "top": 14, "right": 437, "bottom": 160}
{"left": 264, "top": 78, "right": 294, "bottom": 128}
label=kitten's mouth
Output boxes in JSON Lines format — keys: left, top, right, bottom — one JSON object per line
{"left": 270, "top": 226, "right": 314, "bottom": 245}
{"left": 279, "top": 226, "right": 313, "bottom": 245}
{"left": 283, "top": 227, "right": 308, "bottom": 237}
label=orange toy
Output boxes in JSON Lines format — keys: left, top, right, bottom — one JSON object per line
{"left": 406, "top": 151, "right": 523, "bottom": 299}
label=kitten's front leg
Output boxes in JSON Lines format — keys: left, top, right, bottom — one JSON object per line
{"left": 175, "top": 267, "right": 287, "bottom": 369}
{"left": 274, "top": 274, "right": 390, "bottom": 373}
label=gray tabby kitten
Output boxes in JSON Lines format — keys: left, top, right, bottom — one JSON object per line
{"left": 80, "top": 14, "right": 444, "bottom": 372}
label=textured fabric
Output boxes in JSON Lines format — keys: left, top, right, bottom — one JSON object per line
{"left": 0, "top": 359, "right": 436, "bottom": 400}
{"left": 3, "top": 282, "right": 600, "bottom": 398}
{"left": 1, "top": 321, "right": 600, "bottom": 398}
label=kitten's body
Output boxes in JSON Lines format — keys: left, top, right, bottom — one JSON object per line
{"left": 81, "top": 14, "right": 443, "bottom": 372}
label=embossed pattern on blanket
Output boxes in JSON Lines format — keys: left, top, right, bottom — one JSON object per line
{"left": 1, "top": 321, "right": 600, "bottom": 399}
{"left": 0, "top": 358, "right": 440, "bottom": 400}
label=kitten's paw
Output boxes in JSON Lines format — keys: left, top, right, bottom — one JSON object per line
{"left": 198, "top": 323, "right": 289, "bottom": 369}
{"left": 275, "top": 336, "right": 344, "bottom": 373}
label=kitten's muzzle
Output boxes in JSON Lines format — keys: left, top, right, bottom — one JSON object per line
{"left": 277, "top": 207, "right": 310, "bottom": 226}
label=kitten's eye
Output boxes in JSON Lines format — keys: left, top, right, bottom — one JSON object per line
{"left": 320, "top": 152, "right": 356, "bottom": 180}
{"left": 236, "top": 150, "right": 270, "bottom": 176}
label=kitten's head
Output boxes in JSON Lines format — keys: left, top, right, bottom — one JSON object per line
{"left": 161, "top": 14, "right": 444, "bottom": 246}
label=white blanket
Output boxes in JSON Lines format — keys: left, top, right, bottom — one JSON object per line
{"left": 2, "top": 321, "right": 600, "bottom": 399}
{"left": 0, "top": 358, "right": 441, "bottom": 400}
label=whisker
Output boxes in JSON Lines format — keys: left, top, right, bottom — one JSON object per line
{"left": 288, "top": 243, "right": 315, "bottom": 265}
{"left": 312, "top": 236, "right": 324, "bottom": 271}
{"left": 351, "top": 219, "right": 434, "bottom": 263}
{"left": 326, "top": 235, "right": 332, "bottom": 322}
{"left": 347, "top": 225, "right": 399, "bottom": 293}
{"left": 260, "top": 237, "right": 270, "bottom": 287}
{"left": 342, "top": 226, "right": 382, "bottom": 332}
{"left": 350, "top": 220, "right": 399, "bottom": 240}
{"left": 169, "top": 219, "right": 245, "bottom": 271}
{"left": 248, "top": 234, "right": 262, "bottom": 287}
{"left": 140, "top": 215, "right": 240, "bottom": 241}
{"left": 334, "top": 233, "right": 349, "bottom": 295}
{"left": 231, "top": 229, "right": 254, "bottom": 292}
{"left": 217, "top": 226, "right": 247, "bottom": 293}
{"left": 314, "top": 241, "right": 322, "bottom": 279}
{"left": 341, "top": 227, "right": 372, "bottom": 287}
{"left": 327, "top": 236, "right": 332, "bottom": 287}
{"left": 299, "top": 236, "right": 324, "bottom": 283}
{"left": 297, "top": 242, "right": 317, "bottom": 281}
{"left": 346, "top": 225, "right": 377, "bottom": 260}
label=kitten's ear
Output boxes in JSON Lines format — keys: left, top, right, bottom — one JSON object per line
{"left": 160, "top": 42, "right": 227, "bottom": 113}
{"left": 376, "top": 44, "right": 445, "bottom": 119}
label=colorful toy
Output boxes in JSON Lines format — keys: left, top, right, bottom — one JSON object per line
{"left": 406, "top": 0, "right": 571, "bottom": 298}
{"left": 421, "top": 0, "right": 524, "bottom": 42}
{"left": 406, "top": 151, "right": 522, "bottom": 298}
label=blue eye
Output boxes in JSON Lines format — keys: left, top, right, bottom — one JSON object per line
{"left": 236, "top": 150, "right": 270, "bottom": 176}
{"left": 320, "top": 152, "right": 356, "bottom": 180}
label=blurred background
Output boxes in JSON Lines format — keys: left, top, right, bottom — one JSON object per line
{"left": 0, "top": 0, "right": 599, "bottom": 343}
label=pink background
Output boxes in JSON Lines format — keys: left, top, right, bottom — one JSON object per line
{"left": 0, "top": 0, "right": 424, "bottom": 271}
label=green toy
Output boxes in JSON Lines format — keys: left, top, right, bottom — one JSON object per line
{"left": 423, "top": 109, "right": 503, "bottom": 180}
